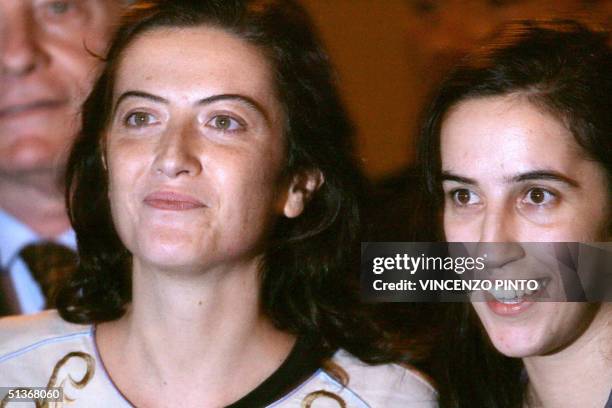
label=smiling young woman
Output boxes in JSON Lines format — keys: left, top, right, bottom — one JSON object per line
{"left": 418, "top": 20, "right": 612, "bottom": 408}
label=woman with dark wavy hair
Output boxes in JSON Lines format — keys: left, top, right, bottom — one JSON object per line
{"left": 419, "top": 20, "right": 611, "bottom": 408}
{"left": 0, "top": 1, "right": 436, "bottom": 406}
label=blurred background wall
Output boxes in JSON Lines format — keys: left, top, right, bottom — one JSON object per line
{"left": 300, "top": 0, "right": 611, "bottom": 180}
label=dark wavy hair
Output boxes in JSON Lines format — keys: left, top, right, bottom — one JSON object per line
{"left": 58, "top": 0, "right": 390, "bottom": 363}
{"left": 418, "top": 20, "right": 611, "bottom": 408}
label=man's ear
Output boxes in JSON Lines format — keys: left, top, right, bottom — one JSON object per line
{"left": 99, "top": 136, "right": 108, "bottom": 171}
{"left": 282, "top": 169, "right": 324, "bottom": 218}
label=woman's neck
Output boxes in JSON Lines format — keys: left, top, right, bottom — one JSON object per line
{"left": 96, "top": 259, "right": 297, "bottom": 407}
{"left": 523, "top": 303, "right": 612, "bottom": 408}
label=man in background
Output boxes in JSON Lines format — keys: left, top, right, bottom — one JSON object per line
{"left": 0, "top": 0, "right": 121, "bottom": 315}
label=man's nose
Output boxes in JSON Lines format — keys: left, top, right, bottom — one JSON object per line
{"left": 1, "top": 13, "right": 46, "bottom": 76}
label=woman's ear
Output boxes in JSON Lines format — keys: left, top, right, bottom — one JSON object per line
{"left": 282, "top": 169, "right": 324, "bottom": 218}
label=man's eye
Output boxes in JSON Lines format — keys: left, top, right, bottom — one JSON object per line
{"left": 44, "top": 0, "right": 75, "bottom": 15}
{"left": 522, "top": 188, "right": 556, "bottom": 206}
{"left": 38, "top": 0, "right": 84, "bottom": 23}
{"left": 451, "top": 189, "right": 481, "bottom": 206}
{"left": 206, "top": 115, "right": 244, "bottom": 132}
{"left": 125, "top": 112, "right": 157, "bottom": 128}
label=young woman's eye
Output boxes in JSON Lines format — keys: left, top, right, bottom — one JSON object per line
{"left": 451, "top": 188, "right": 481, "bottom": 206}
{"left": 522, "top": 187, "right": 556, "bottom": 206}
{"left": 206, "top": 115, "right": 244, "bottom": 132}
{"left": 124, "top": 112, "right": 158, "bottom": 128}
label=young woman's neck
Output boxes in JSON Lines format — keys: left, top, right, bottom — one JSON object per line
{"left": 523, "top": 303, "right": 612, "bottom": 408}
{"left": 97, "top": 258, "right": 297, "bottom": 407}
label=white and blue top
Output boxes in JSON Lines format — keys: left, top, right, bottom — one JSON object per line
{"left": 0, "top": 310, "right": 437, "bottom": 407}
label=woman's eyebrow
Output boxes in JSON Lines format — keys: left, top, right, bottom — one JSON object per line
{"left": 441, "top": 171, "right": 477, "bottom": 185}
{"left": 196, "top": 94, "right": 270, "bottom": 123}
{"left": 113, "top": 91, "right": 168, "bottom": 114}
{"left": 112, "top": 91, "right": 271, "bottom": 124}
{"left": 510, "top": 170, "right": 579, "bottom": 188}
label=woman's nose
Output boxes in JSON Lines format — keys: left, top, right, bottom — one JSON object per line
{"left": 477, "top": 205, "right": 525, "bottom": 269}
{"left": 153, "top": 126, "right": 202, "bottom": 178}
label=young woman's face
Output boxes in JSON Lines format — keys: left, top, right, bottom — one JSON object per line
{"left": 440, "top": 94, "right": 610, "bottom": 357}
{"left": 105, "top": 26, "right": 309, "bottom": 275}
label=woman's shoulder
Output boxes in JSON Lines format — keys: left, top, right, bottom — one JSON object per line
{"left": 329, "top": 349, "right": 438, "bottom": 407}
{"left": 279, "top": 349, "right": 437, "bottom": 407}
{"left": 0, "top": 310, "right": 92, "bottom": 361}
{"left": 0, "top": 312, "right": 129, "bottom": 406}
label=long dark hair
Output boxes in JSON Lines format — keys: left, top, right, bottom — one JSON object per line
{"left": 418, "top": 20, "right": 611, "bottom": 408}
{"left": 59, "top": 0, "right": 391, "bottom": 363}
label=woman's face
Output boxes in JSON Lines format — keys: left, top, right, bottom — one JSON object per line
{"left": 440, "top": 95, "right": 610, "bottom": 357}
{"left": 105, "top": 27, "right": 304, "bottom": 274}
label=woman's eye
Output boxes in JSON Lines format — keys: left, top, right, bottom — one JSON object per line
{"left": 522, "top": 188, "right": 556, "bottom": 206}
{"left": 451, "top": 189, "right": 481, "bottom": 206}
{"left": 206, "top": 115, "right": 244, "bottom": 132}
{"left": 125, "top": 112, "right": 158, "bottom": 128}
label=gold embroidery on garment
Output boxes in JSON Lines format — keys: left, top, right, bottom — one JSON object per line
{"left": 0, "top": 351, "right": 95, "bottom": 408}
{"left": 302, "top": 390, "right": 346, "bottom": 407}
{"left": 47, "top": 351, "right": 95, "bottom": 405}
{"left": 321, "top": 360, "right": 348, "bottom": 386}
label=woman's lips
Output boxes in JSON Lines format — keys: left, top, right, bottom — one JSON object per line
{"left": 479, "top": 277, "right": 551, "bottom": 316}
{"left": 485, "top": 297, "right": 535, "bottom": 316}
{"left": 143, "top": 191, "right": 206, "bottom": 211}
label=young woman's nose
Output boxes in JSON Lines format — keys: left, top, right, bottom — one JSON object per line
{"left": 477, "top": 205, "right": 525, "bottom": 269}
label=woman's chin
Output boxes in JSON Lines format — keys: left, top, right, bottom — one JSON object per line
{"left": 132, "top": 241, "right": 208, "bottom": 273}
{"left": 487, "top": 329, "right": 547, "bottom": 358}
{"left": 473, "top": 301, "right": 559, "bottom": 358}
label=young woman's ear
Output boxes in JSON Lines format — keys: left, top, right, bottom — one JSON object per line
{"left": 282, "top": 169, "right": 324, "bottom": 218}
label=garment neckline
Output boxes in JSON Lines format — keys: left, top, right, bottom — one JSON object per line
{"left": 91, "top": 324, "right": 330, "bottom": 407}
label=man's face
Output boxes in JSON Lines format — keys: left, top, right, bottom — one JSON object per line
{"left": 0, "top": 0, "right": 119, "bottom": 184}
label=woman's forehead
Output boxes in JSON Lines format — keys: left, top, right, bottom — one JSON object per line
{"left": 440, "top": 95, "right": 583, "bottom": 177}
{"left": 113, "top": 26, "right": 276, "bottom": 103}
